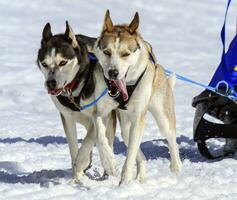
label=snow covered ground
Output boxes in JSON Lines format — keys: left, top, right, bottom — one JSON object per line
{"left": 0, "top": 0, "right": 237, "bottom": 199}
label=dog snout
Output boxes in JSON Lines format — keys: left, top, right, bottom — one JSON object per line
{"left": 108, "top": 69, "right": 119, "bottom": 79}
{"left": 46, "top": 79, "right": 57, "bottom": 89}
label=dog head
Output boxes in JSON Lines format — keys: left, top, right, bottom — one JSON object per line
{"left": 37, "top": 22, "right": 81, "bottom": 96}
{"left": 95, "top": 10, "right": 142, "bottom": 100}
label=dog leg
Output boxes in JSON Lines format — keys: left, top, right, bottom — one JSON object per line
{"left": 149, "top": 102, "right": 182, "bottom": 173}
{"left": 117, "top": 110, "right": 146, "bottom": 182}
{"left": 101, "top": 111, "right": 117, "bottom": 178}
{"left": 74, "top": 121, "right": 96, "bottom": 182}
{"left": 60, "top": 113, "right": 78, "bottom": 176}
{"left": 120, "top": 114, "right": 145, "bottom": 184}
{"left": 94, "top": 116, "right": 117, "bottom": 176}
{"left": 106, "top": 110, "right": 116, "bottom": 150}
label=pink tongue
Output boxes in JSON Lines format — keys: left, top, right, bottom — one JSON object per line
{"left": 114, "top": 79, "right": 128, "bottom": 101}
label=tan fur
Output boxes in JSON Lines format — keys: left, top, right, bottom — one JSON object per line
{"left": 103, "top": 10, "right": 114, "bottom": 32}
{"left": 168, "top": 73, "right": 176, "bottom": 90}
{"left": 128, "top": 12, "right": 139, "bottom": 34}
{"left": 94, "top": 11, "right": 182, "bottom": 183}
{"left": 102, "top": 10, "right": 139, "bottom": 36}
{"left": 150, "top": 64, "right": 176, "bottom": 130}
{"left": 99, "top": 26, "right": 140, "bottom": 50}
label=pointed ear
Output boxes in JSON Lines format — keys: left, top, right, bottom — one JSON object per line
{"left": 128, "top": 12, "right": 139, "bottom": 34}
{"left": 42, "top": 23, "right": 52, "bottom": 42}
{"left": 65, "top": 21, "right": 78, "bottom": 48}
{"left": 102, "top": 10, "right": 114, "bottom": 32}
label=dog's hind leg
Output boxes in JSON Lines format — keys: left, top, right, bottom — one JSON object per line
{"left": 60, "top": 113, "right": 79, "bottom": 176}
{"left": 117, "top": 110, "right": 146, "bottom": 182}
{"left": 149, "top": 94, "right": 182, "bottom": 173}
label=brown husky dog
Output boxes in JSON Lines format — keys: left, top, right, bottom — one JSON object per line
{"left": 93, "top": 10, "right": 182, "bottom": 184}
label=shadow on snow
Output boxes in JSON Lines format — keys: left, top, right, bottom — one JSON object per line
{"left": 0, "top": 135, "right": 236, "bottom": 185}
{"left": 0, "top": 161, "right": 71, "bottom": 186}
{"left": 0, "top": 136, "right": 83, "bottom": 146}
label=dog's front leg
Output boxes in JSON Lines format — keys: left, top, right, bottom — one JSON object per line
{"left": 60, "top": 113, "right": 78, "bottom": 177}
{"left": 120, "top": 113, "right": 145, "bottom": 184}
{"left": 94, "top": 116, "right": 117, "bottom": 176}
{"left": 74, "top": 121, "right": 96, "bottom": 182}
{"left": 117, "top": 110, "right": 146, "bottom": 182}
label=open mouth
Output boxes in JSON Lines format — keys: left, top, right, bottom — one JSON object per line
{"left": 110, "top": 78, "right": 128, "bottom": 101}
{"left": 48, "top": 88, "right": 63, "bottom": 96}
{"left": 47, "top": 81, "right": 67, "bottom": 96}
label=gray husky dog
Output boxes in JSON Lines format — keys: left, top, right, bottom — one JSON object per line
{"left": 37, "top": 22, "right": 117, "bottom": 180}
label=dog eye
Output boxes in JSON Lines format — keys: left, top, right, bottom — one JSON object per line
{"left": 103, "top": 50, "right": 111, "bottom": 56}
{"left": 121, "top": 52, "right": 130, "bottom": 57}
{"left": 41, "top": 62, "right": 48, "bottom": 68}
{"left": 59, "top": 60, "right": 68, "bottom": 67}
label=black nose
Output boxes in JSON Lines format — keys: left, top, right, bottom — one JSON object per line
{"left": 46, "top": 79, "right": 56, "bottom": 89}
{"left": 108, "top": 69, "right": 119, "bottom": 79}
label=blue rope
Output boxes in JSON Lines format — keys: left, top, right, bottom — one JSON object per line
{"left": 78, "top": 53, "right": 108, "bottom": 111}
{"left": 80, "top": 88, "right": 108, "bottom": 111}
{"left": 78, "top": 69, "right": 237, "bottom": 112}
{"left": 165, "top": 69, "right": 237, "bottom": 101}
{"left": 72, "top": 68, "right": 237, "bottom": 112}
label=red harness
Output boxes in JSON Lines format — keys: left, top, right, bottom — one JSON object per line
{"left": 63, "top": 75, "right": 80, "bottom": 92}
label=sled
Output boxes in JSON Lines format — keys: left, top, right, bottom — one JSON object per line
{"left": 192, "top": 0, "right": 237, "bottom": 159}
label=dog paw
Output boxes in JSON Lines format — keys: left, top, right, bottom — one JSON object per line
{"left": 170, "top": 160, "right": 182, "bottom": 173}
{"left": 120, "top": 167, "right": 133, "bottom": 185}
{"left": 66, "top": 178, "right": 77, "bottom": 185}
{"left": 135, "top": 170, "right": 145, "bottom": 183}
{"left": 135, "top": 162, "right": 146, "bottom": 182}
{"left": 104, "top": 164, "right": 117, "bottom": 177}
{"left": 100, "top": 152, "right": 117, "bottom": 176}
{"left": 74, "top": 171, "right": 84, "bottom": 183}
{"left": 119, "top": 176, "right": 132, "bottom": 185}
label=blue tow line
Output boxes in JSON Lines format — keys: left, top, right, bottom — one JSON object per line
{"left": 165, "top": 69, "right": 237, "bottom": 101}
{"left": 80, "top": 88, "right": 109, "bottom": 111}
{"left": 79, "top": 68, "right": 237, "bottom": 112}
{"left": 79, "top": 52, "right": 237, "bottom": 111}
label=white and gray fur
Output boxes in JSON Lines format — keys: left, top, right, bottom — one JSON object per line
{"left": 37, "top": 22, "right": 118, "bottom": 180}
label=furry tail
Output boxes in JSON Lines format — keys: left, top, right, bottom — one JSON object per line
{"left": 168, "top": 73, "right": 176, "bottom": 90}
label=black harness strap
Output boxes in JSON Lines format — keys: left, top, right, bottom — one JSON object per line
{"left": 105, "top": 69, "right": 146, "bottom": 110}
{"left": 56, "top": 55, "right": 97, "bottom": 112}
{"left": 57, "top": 95, "right": 81, "bottom": 111}
{"left": 149, "top": 52, "right": 156, "bottom": 65}
{"left": 105, "top": 51, "right": 156, "bottom": 110}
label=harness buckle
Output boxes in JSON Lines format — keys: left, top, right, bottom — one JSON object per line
{"left": 108, "top": 89, "right": 120, "bottom": 98}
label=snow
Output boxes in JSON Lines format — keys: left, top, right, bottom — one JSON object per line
{"left": 0, "top": 0, "right": 237, "bottom": 199}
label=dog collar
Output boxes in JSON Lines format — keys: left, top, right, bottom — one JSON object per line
{"left": 56, "top": 53, "right": 97, "bottom": 112}
{"left": 63, "top": 73, "right": 81, "bottom": 92}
